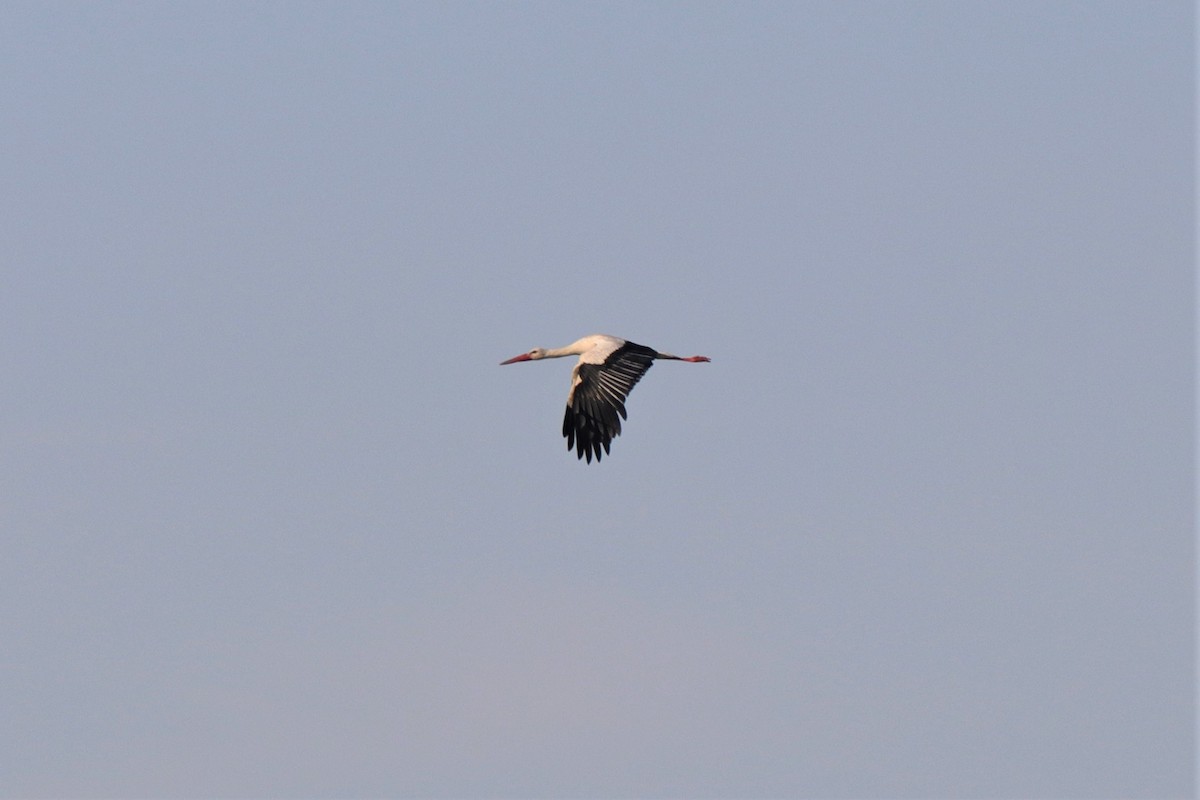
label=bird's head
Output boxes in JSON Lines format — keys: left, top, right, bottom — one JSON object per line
{"left": 500, "top": 347, "right": 546, "bottom": 365}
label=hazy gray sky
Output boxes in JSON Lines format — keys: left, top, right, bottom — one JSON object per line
{"left": 2, "top": 2, "right": 1193, "bottom": 797}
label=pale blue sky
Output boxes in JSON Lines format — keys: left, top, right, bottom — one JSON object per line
{"left": 2, "top": 2, "right": 1194, "bottom": 797}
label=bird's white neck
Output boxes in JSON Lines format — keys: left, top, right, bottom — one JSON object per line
{"left": 542, "top": 336, "right": 611, "bottom": 359}
{"left": 541, "top": 345, "right": 584, "bottom": 359}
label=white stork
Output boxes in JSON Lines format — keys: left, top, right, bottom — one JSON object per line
{"left": 500, "top": 334, "right": 710, "bottom": 463}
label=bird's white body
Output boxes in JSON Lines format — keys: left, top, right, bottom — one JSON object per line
{"left": 500, "top": 334, "right": 710, "bottom": 463}
{"left": 573, "top": 334, "right": 624, "bottom": 363}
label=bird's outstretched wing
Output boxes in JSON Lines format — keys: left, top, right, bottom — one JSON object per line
{"left": 562, "top": 342, "right": 656, "bottom": 462}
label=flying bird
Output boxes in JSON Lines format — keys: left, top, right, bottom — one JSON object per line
{"left": 500, "top": 334, "right": 710, "bottom": 463}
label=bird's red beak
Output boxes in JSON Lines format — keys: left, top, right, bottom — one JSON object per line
{"left": 500, "top": 353, "right": 533, "bottom": 365}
